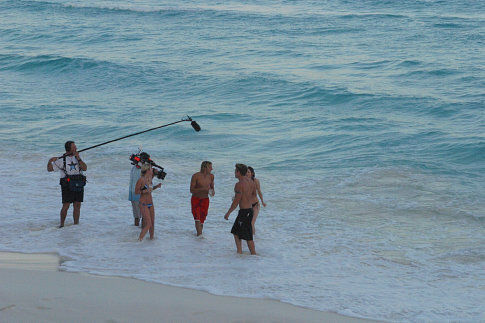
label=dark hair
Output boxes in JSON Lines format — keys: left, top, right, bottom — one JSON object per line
{"left": 235, "top": 163, "right": 247, "bottom": 176}
{"left": 248, "top": 166, "right": 255, "bottom": 180}
{"left": 64, "top": 141, "right": 74, "bottom": 152}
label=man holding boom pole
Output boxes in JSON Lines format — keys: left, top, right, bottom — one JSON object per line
{"left": 44, "top": 117, "right": 200, "bottom": 228}
{"left": 47, "top": 141, "right": 87, "bottom": 228}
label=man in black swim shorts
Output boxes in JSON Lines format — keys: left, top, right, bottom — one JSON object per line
{"left": 231, "top": 208, "right": 254, "bottom": 241}
{"left": 224, "top": 163, "right": 257, "bottom": 255}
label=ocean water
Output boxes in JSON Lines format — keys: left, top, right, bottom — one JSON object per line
{"left": 1, "top": 0, "right": 484, "bottom": 321}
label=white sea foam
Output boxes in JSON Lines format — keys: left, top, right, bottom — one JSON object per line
{"left": 1, "top": 0, "right": 484, "bottom": 320}
{"left": 0, "top": 150, "right": 483, "bottom": 321}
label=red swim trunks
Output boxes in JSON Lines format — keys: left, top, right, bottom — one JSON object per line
{"left": 191, "top": 196, "right": 210, "bottom": 224}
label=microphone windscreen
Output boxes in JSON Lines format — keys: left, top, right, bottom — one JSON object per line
{"left": 191, "top": 121, "right": 201, "bottom": 132}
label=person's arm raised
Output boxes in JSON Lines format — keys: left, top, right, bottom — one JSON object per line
{"left": 74, "top": 152, "right": 87, "bottom": 171}
{"left": 47, "top": 157, "right": 57, "bottom": 172}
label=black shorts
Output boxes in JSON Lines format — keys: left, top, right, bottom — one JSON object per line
{"left": 231, "top": 208, "right": 253, "bottom": 241}
{"left": 61, "top": 186, "right": 84, "bottom": 203}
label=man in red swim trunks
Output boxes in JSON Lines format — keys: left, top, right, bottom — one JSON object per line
{"left": 190, "top": 161, "right": 215, "bottom": 236}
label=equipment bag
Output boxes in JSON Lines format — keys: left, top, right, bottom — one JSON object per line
{"left": 59, "top": 156, "right": 87, "bottom": 192}
{"left": 67, "top": 174, "right": 86, "bottom": 192}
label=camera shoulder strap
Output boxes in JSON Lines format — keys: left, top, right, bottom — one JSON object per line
{"left": 62, "top": 155, "right": 68, "bottom": 178}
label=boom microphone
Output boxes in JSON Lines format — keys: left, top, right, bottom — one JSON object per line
{"left": 191, "top": 120, "right": 201, "bottom": 132}
{"left": 58, "top": 116, "right": 201, "bottom": 157}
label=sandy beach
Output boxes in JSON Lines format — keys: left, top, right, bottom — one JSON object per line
{"left": 0, "top": 252, "right": 372, "bottom": 322}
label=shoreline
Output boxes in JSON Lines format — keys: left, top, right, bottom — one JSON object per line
{"left": 0, "top": 251, "right": 375, "bottom": 322}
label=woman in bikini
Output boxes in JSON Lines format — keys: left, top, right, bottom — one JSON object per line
{"left": 247, "top": 166, "right": 266, "bottom": 235}
{"left": 135, "top": 164, "right": 161, "bottom": 241}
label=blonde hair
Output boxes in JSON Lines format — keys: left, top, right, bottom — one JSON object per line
{"left": 140, "top": 163, "right": 151, "bottom": 175}
{"left": 200, "top": 161, "right": 212, "bottom": 172}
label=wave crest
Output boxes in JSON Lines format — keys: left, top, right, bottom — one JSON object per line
{"left": 0, "top": 53, "right": 104, "bottom": 72}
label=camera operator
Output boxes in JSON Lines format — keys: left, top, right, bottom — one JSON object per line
{"left": 128, "top": 152, "right": 148, "bottom": 226}
{"left": 129, "top": 152, "right": 166, "bottom": 227}
{"left": 47, "top": 141, "right": 87, "bottom": 228}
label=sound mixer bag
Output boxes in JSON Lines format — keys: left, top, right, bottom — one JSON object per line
{"left": 60, "top": 175, "right": 86, "bottom": 192}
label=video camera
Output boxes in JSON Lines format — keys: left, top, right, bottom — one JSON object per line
{"left": 129, "top": 152, "right": 167, "bottom": 180}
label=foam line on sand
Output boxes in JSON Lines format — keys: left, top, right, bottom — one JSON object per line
{"left": 0, "top": 252, "right": 375, "bottom": 322}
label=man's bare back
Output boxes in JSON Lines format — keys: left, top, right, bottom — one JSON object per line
{"left": 224, "top": 163, "right": 257, "bottom": 255}
{"left": 235, "top": 177, "right": 255, "bottom": 210}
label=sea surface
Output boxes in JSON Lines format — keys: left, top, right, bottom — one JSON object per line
{"left": 0, "top": 0, "right": 484, "bottom": 321}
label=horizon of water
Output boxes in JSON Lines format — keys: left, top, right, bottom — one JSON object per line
{"left": 0, "top": 0, "right": 484, "bottom": 321}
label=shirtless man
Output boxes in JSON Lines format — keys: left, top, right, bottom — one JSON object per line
{"left": 224, "top": 163, "right": 257, "bottom": 255}
{"left": 190, "top": 161, "right": 215, "bottom": 236}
